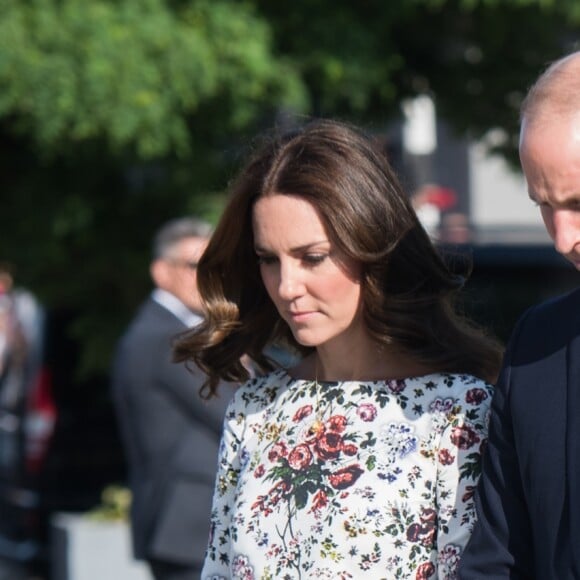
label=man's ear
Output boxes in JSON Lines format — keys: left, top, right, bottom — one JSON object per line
{"left": 150, "top": 259, "right": 169, "bottom": 289}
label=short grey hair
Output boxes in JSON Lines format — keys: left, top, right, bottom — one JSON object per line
{"left": 152, "top": 217, "right": 213, "bottom": 260}
{"left": 520, "top": 50, "right": 580, "bottom": 125}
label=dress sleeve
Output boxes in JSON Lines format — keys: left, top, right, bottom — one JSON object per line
{"left": 435, "top": 379, "right": 493, "bottom": 579}
{"left": 201, "top": 396, "right": 244, "bottom": 579}
{"left": 458, "top": 319, "right": 534, "bottom": 579}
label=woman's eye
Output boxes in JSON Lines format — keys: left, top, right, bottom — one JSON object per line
{"left": 303, "top": 254, "right": 327, "bottom": 265}
{"left": 257, "top": 255, "right": 277, "bottom": 265}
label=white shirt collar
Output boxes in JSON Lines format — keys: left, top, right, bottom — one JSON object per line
{"left": 151, "top": 288, "right": 203, "bottom": 328}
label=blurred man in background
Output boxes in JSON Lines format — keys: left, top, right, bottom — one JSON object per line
{"left": 112, "top": 217, "right": 234, "bottom": 580}
{"left": 0, "top": 264, "right": 27, "bottom": 392}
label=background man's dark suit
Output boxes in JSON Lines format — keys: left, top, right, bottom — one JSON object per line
{"left": 459, "top": 287, "right": 580, "bottom": 578}
{"left": 111, "top": 216, "right": 232, "bottom": 579}
{"left": 112, "top": 297, "right": 231, "bottom": 574}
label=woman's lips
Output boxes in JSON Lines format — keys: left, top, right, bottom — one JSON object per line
{"left": 288, "top": 310, "right": 317, "bottom": 322}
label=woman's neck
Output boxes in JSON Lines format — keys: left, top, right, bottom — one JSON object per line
{"left": 292, "top": 342, "right": 430, "bottom": 383}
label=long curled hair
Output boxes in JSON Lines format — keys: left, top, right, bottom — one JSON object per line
{"left": 174, "top": 119, "right": 502, "bottom": 397}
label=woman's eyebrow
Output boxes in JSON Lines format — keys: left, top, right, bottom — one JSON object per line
{"left": 254, "top": 240, "right": 329, "bottom": 253}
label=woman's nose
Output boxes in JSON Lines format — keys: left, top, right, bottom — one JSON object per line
{"left": 277, "top": 262, "right": 304, "bottom": 301}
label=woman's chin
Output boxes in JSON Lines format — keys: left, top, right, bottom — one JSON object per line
{"left": 291, "top": 331, "right": 322, "bottom": 349}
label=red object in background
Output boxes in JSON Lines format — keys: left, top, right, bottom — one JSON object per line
{"left": 25, "top": 367, "right": 57, "bottom": 474}
{"left": 420, "top": 185, "right": 458, "bottom": 210}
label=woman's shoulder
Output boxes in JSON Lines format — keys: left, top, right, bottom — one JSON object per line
{"left": 412, "top": 371, "right": 492, "bottom": 388}
{"left": 406, "top": 372, "right": 494, "bottom": 406}
{"left": 230, "top": 368, "right": 292, "bottom": 410}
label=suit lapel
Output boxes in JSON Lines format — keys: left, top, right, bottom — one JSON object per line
{"left": 567, "top": 330, "right": 580, "bottom": 575}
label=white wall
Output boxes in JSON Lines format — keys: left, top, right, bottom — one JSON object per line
{"left": 468, "top": 139, "right": 543, "bottom": 228}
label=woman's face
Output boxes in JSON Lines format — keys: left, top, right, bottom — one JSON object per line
{"left": 252, "top": 194, "right": 365, "bottom": 349}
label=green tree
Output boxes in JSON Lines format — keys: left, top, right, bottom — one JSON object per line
{"left": 0, "top": 0, "right": 306, "bottom": 158}
{"left": 255, "top": 0, "right": 580, "bottom": 157}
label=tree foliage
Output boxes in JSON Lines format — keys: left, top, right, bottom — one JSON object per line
{"left": 0, "top": 0, "right": 578, "bottom": 378}
{"left": 255, "top": 0, "right": 579, "bottom": 156}
{"left": 0, "top": 0, "right": 306, "bottom": 158}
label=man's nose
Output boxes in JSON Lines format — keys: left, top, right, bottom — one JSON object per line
{"left": 551, "top": 209, "right": 580, "bottom": 255}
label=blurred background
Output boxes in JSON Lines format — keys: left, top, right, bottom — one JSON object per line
{"left": 1, "top": 0, "right": 579, "bottom": 578}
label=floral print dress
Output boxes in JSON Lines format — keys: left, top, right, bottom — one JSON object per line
{"left": 202, "top": 370, "right": 493, "bottom": 580}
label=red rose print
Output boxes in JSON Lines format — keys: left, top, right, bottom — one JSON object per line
{"left": 329, "top": 464, "right": 364, "bottom": 490}
{"left": 450, "top": 424, "right": 480, "bottom": 450}
{"left": 254, "top": 464, "right": 265, "bottom": 478}
{"left": 465, "top": 387, "right": 488, "bottom": 405}
{"left": 438, "top": 448, "right": 455, "bottom": 465}
{"left": 287, "top": 444, "right": 313, "bottom": 470}
{"left": 406, "top": 523, "right": 422, "bottom": 542}
{"left": 315, "top": 431, "right": 343, "bottom": 460}
{"left": 269, "top": 480, "right": 292, "bottom": 506}
{"left": 462, "top": 484, "right": 476, "bottom": 502}
{"left": 309, "top": 489, "right": 328, "bottom": 513}
{"left": 251, "top": 494, "right": 265, "bottom": 510}
{"left": 356, "top": 403, "right": 377, "bottom": 422}
{"left": 387, "top": 379, "right": 406, "bottom": 394}
{"left": 251, "top": 494, "right": 273, "bottom": 516}
{"left": 419, "top": 523, "right": 436, "bottom": 547}
{"left": 407, "top": 516, "right": 436, "bottom": 548}
{"left": 420, "top": 508, "right": 437, "bottom": 524}
{"left": 293, "top": 405, "right": 313, "bottom": 422}
{"left": 342, "top": 442, "right": 358, "bottom": 456}
{"left": 272, "top": 480, "right": 291, "bottom": 494}
{"left": 268, "top": 441, "right": 288, "bottom": 462}
{"left": 416, "top": 562, "right": 436, "bottom": 579}
{"left": 327, "top": 415, "right": 348, "bottom": 433}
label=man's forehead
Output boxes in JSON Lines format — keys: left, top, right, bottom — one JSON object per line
{"left": 176, "top": 236, "right": 208, "bottom": 251}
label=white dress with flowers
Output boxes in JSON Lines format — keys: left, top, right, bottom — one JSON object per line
{"left": 202, "top": 369, "right": 493, "bottom": 580}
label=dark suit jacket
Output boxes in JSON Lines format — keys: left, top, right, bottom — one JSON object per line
{"left": 111, "top": 298, "right": 233, "bottom": 567}
{"left": 459, "top": 287, "right": 580, "bottom": 579}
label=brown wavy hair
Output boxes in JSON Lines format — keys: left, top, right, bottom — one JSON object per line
{"left": 174, "top": 119, "right": 502, "bottom": 398}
